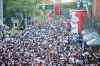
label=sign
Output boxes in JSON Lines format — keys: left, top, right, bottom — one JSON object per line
{"left": 70, "top": 10, "right": 87, "bottom": 33}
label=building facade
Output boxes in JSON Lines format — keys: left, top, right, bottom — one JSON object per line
{"left": 93, "top": 0, "right": 100, "bottom": 18}
{"left": 0, "top": 0, "right": 3, "bottom": 25}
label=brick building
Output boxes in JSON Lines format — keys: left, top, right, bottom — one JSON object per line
{"left": 93, "top": 0, "right": 100, "bottom": 18}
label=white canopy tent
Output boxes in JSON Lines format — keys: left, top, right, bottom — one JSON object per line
{"left": 82, "top": 30, "right": 100, "bottom": 46}
{"left": 87, "top": 38, "right": 100, "bottom": 46}
{"left": 83, "top": 32, "right": 99, "bottom": 41}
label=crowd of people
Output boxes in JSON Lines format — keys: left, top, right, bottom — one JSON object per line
{"left": 0, "top": 20, "right": 100, "bottom": 66}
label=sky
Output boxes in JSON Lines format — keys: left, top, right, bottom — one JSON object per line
{"left": 62, "top": 0, "right": 76, "bottom": 2}
{"left": 51, "top": 0, "right": 76, "bottom": 3}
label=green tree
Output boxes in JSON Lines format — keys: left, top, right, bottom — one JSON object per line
{"left": 4, "top": 0, "right": 42, "bottom": 29}
{"left": 4, "top": 0, "right": 42, "bottom": 16}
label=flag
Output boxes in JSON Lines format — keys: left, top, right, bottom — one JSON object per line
{"left": 70, "top": 10, "right": 87, "bottom": 33}
{"left": 53, "top": 3, "right": 61, "bottom": 15}
{"left": 74, "top": 10, "right": 87, "bottom": 33}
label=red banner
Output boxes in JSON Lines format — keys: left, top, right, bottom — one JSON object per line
{"left": 71, "top": 10, "right": 87, "bottom": 33}
{"left": 75, "top": 10, "right": 87, "bottom": 33}
{"left": 53, "top": 3, "right": 61, "bottom": 15}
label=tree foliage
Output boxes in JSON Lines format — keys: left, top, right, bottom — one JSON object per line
{"left": 4, "top": 0, "right": 42, "bottom": 16}
{"left": 4, "top": 0, "right": 42, "bottom": 30}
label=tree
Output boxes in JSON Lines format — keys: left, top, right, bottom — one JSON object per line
{"left": 3, "top": 0, "right": 42, "bottom": 29}
{"left": 4, "top": 0, "right": 42, "bottom": 16}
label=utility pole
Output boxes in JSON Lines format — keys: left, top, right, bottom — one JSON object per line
{"left": 0, "top": 0, "right": 3, "bottom": 25}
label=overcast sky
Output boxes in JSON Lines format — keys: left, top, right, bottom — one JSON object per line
{"left": 51, "top": 0, "right": 76, "bottom": 3}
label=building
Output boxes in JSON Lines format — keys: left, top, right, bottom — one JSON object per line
{"left": 0, "top": 0, "right": 3, "bottom": 25}
{"left": 93, "top": 0, "right": 100, "bottom": 18}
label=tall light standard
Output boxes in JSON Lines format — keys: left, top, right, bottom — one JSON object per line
{"left": 0, "top": 0, "right": 3, "bottom": 25}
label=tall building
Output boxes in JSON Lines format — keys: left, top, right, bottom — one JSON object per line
{"left": 93, "top": 0, "right": 100, "bottom": 18}
{"left": 0, "top": 0, "right": 3, "bottom": 25}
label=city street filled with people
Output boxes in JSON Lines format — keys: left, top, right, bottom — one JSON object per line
{"left": 1, "top": 0, "right": 100, "bottom": 66}
{"left": 0, "top": 19, "right": 100, "bottom": 66}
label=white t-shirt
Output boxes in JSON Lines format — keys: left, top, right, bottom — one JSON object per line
{"left": 2, "top": 64, "right": 5, "bottom": 66}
